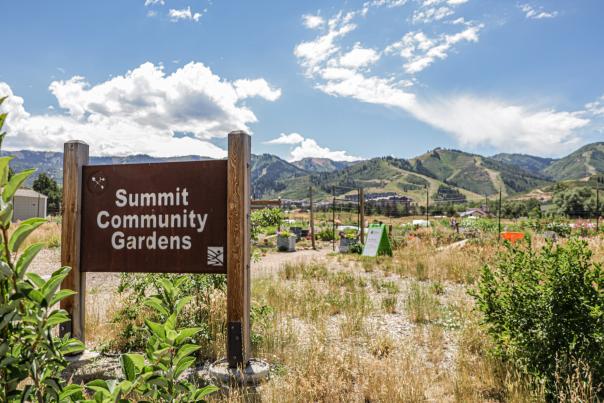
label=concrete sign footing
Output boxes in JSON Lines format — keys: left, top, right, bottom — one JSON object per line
{"left": 208, "top": 358, "right": 270, "bottom": 387}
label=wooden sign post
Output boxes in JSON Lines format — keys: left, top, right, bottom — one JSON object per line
{"left": 60, "top": 131, "right": 252, "bottom": 369}
{"left": 60, "top": 141, "right": 89, "bottom": 342}
{"left": 226, "top": 131, "right": 251, "bottom": 367}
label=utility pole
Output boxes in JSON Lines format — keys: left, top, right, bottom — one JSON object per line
{"left": 597, "top": 176, "right": 602, "bottom": 233}
{"left": 497, "top": 188, "right": 502, "bottom": 241}
{"left": 309, "top": 186, "right": 316, "bottom": 250}
{"left": 332, "top": 186, "right": 336, "bottom": 251}
{"left": 426, "top": 186, "right": 429, "bottom": 225}
{"left": 359, "top": 188, "right": 365, "bottom": 244}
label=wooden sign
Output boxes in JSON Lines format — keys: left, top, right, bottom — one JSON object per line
{"left": 60, "top": 131, "right": 252, "bottom": 368}
{"left": 362, "top": 224, "right": 392, "bottom": 257}
{"left": 81, "top": 161, "right": 227, "bottom": 273}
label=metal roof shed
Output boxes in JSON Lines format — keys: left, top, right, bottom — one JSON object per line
{"left": 13, "top": 188, "right": 47, "bottom": 221}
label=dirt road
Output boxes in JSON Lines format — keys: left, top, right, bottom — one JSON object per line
{"left": 29, "top": 246, "right": 332, "bottom": 288}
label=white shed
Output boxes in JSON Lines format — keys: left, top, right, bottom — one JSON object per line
{"left": 13, "top": 189, "right": 47, "bottom": 221}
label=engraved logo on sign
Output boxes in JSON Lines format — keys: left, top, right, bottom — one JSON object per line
{"left": 207, "top": 246, "right": 224, "bottom": 266}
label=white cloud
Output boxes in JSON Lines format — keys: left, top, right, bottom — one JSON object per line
{"left": 366, "top": 0, "right": 408, "bottom": 8}
{"left": 144, "top": 0, "right": 164, "bottom": 6}
{"left": 386, "top": 24, "right": 483, "bottom": 74}
{"left": 585, "top": 95, "right": 604, "bottom": 117}
{"left": 295, "top": 11, "right": 359, "bottom": 76}
{"left": 294, "top": 2, "right": 590, "bottom": 156}
{"left": 302, "top": 14, "right": 325, "bottom": 29}
{"left": 338, "top": 44, "right": 380, "bottom": 68}
{"left": 234, "top": 79, "right": 281, "bottom": 102}
{"left": 169, "top": 6, "right": 202, "bottom": 22}
{"left": 410, "top": 96, "right": 589, "bottom": 154}
{"left": 266, "top": 133, "right": 360, "bottom": 161}
{"left": 519, "top": 4, "right": 558, "bottom": 20}
{"left": 265, "top": 133, "right": 305, "bottom": 145}
{"left": 411, "top": 0, "right": 469, "bottom": 24}
{"left": 318, "top": 70, "right": 416, "bottom": 109}
{"left": 449, "top": 17, "right": 467, "bottom": 25}
{"left": 290, "top": 138, "right": 360, "bottom": 162}
{"left": 0, "top": 62, "right": 280, "bottom": 157}
{"left": 412, "top": 6, "right": 453, "bottom": 24}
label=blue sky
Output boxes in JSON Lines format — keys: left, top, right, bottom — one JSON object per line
{"left": 1, "top": 0, "right": 603, "bottom": 161}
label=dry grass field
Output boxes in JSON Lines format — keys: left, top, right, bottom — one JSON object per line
{"left": 28, "top": 220, "right": 604, "bottom": 402}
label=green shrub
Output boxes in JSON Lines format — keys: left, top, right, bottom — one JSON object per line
{"left": 349, "top": 242, "right": 363, "bottom": 254}
{"left": 474, "top": 239, "right": 604, "bottom": 397}
{"left": 251, "top": 208, "right": 283, "bottom": 240}
{"left": 461, "top": 218, "right": 498, "bottom": 233}
{"left": 0, "top": 96, "right": 86, "bottom": 402}
{"left": 343, "top": 228, "right": 358, "bottom": 239}
{"left": 277, "top": 229, "right": 293, "bottom": 238}
{"left": 317, "top": 227, "right": 335, "bottom": 241}
{"left": 87, "top": 278, "right": 218, "bottom": 402}
{"left": 108, "top": 272, "right": 226, "bottom": 357}
{"left": 262, "top": 225, "right": 278, "bottom": 236}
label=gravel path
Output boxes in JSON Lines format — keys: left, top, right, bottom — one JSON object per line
{"left": 29, "top": 245, "right": 332, "bottom": 297}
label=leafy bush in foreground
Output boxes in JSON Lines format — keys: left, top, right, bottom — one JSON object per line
{"left": 0, "top": 96, "right": 85, "bottom": 402}
{"left": 474, "top": 239, "right": 604, "bottom": 398}
{"left": 87, "top": 283, "right": 219, "bottom": 402}
{"left": 0, "top": 96, "right": 217, "bottom": 402}
{"left": 108, "top": 272, "right": 226, "bottom": 356}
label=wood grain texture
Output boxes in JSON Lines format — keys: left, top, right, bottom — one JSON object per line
{"left": 60, "top": 141, "right": 89, "bottom": 342}
{"left": 226, "top": 131, "right": 251, "bottom": 367}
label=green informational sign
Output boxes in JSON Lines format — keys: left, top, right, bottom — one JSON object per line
{"left": 362, "top": 224, "right": 393, "bottom": 257}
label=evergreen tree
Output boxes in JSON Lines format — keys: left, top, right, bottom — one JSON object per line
{"left": 33, "top": 172, "right": 62, "bottom": 214}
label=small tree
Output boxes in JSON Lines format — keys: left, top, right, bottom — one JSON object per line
{"left": 553, "top": 187, "right": 596, "bottom": 218}
{"left": 33, "top": 173, "right": 61, "bottom": 215}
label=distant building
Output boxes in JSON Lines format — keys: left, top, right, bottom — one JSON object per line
{"left": 459, "top": 208, "right": 489, "bottom": 218}
{"left": 344, "top": 192, "right": 413, "bottom": 202}
{"left": 13, "top": 188, "right": 47, "bottom": 221}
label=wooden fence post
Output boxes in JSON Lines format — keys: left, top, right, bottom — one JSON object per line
{"left": 226, "top": 131, "right": 251, "bottom": 368}
{"left": 60, "top": 140, "right": 89, "bottom": 343}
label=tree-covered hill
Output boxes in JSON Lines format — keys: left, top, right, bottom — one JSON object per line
{"left": 542, "top": 142, "right": 604, "bottom": 180}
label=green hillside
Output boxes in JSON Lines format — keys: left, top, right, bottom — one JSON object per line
{"left": 269, "top": 157, "right": 486, "bottom": 202}
{"left": 409, "top": 148, "right": 551, "bottom": 196}
{"left": 251, "top": 154, "right": 307, "bottom": 198}
{"left": 291, "top": 157, "right": 355, "bottom": 173}
{"left": 542, "top": 142, "right": 604, "bottom": 180}
{"left": 490, "top": 153, "right": 554, "bottom": 176}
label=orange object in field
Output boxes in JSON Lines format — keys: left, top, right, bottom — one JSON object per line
{"left": 501, "top": 232, "right": 524, "bottom": 243}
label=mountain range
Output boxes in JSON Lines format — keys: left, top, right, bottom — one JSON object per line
{"left": 4, "top": 142, "right": 604, "bottom": 203}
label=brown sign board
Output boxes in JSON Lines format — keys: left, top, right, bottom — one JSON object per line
{"left": 81, "top": 160, "right": 227, "bottom": 273}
